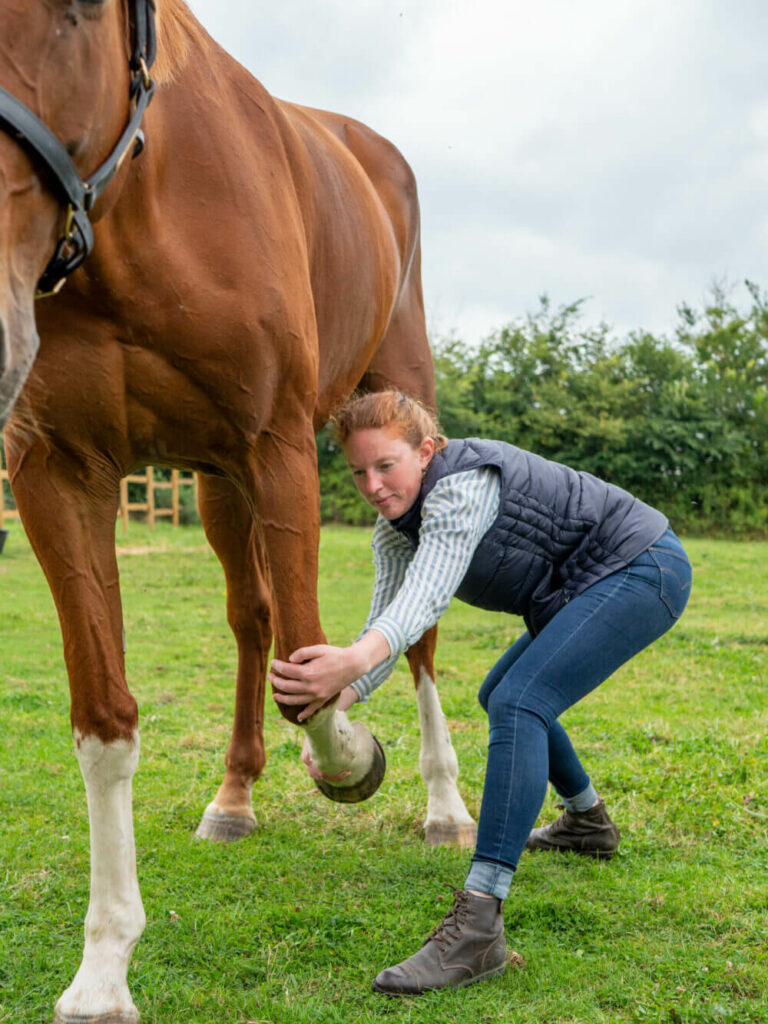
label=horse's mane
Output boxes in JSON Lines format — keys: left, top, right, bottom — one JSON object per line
{"left": 153, "top": 0, "right": 205, "bottom": 87}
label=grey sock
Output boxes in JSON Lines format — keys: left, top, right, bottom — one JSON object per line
{"left": 560, "top": 781, "right": 599, "bottom": 813}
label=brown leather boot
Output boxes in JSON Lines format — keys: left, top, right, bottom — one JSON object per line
{"left": 372, "top": 887, "right": 506, "bottom": 995}
{"left": 525, "top": 798, "right": 620, "bottom": 858}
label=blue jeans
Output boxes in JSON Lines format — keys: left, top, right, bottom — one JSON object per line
{"left": 465, "top": 529, "right": 692, "bottom": 899}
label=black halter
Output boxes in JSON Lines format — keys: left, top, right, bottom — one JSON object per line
{"left": 0, "top": 0, "right": 157, "bottom": 298}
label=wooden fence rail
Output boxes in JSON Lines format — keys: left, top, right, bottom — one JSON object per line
{"left": 0, "top": 441, "right": 196, "bottom": 532}
{"left": 118, "top": 468, "right": 198, "bottom": 532}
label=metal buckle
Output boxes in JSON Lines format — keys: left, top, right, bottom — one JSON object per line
{"left": 35, "top": 278, "right": 67, "bottom": 300}
{"left": 35, "top": 203, "right": 92, "bottom": 299}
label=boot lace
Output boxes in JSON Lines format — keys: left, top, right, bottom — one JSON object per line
{"left": 426, "top": 885, "right": 472, "bottom": 953}
{"left": 547, "top": 804, "right": 575, "bottom": 834}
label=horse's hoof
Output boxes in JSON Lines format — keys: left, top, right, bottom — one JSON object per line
{"left": 315, "top": 734, "right": 386, "bottom": 804}
{"left": 425, "top": 821, "right": 478, "bottom": 849}
{"left": 195, "top": 808, "right": 257, "bottom": 842}
{"left": 53, "top": 1012, "right": 139, "bottom": 1024}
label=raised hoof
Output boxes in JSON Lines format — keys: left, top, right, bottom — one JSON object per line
{"left": 195, "top": 808, "right": 257, "bottom": 843}
{"left": 315, "top": 734, "right": 386, "bottom": 804}
{"left": 53, "top": 1012, "right": 139, "bottom": 1024}
{"left": 425, "top": 821, "right": 478, "bottom": 849}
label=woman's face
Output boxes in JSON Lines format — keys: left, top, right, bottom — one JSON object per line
{"left": 344, "top": 426, "right": 435, "bottom": 520}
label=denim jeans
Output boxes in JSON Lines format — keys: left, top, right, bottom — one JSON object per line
{"left": 465, "top": 528, "right": 692, "bottom": 899}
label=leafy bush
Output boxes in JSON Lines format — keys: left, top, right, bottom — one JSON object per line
{"left": 318, "top": 283, "right": 768, "bottom": 535}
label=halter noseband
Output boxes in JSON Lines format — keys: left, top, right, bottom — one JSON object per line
{"left": 0, "top": 0, "right": 157, "bottom": 298}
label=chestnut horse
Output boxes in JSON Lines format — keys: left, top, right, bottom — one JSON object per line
{"left": 0, "top": 1, "right": 476, "bottom": 1021}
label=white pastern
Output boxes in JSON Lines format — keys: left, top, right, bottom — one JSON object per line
{"left": 55, "top": 732, "right": 145, "bottom": 1023}
{"left": 303, "top": 704, "right": 375, "bottom": 784}
{"left": 416, "top": 669, "right": 475, "bottom": 830}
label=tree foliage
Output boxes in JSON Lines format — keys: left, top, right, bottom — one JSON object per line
{"left": 319, "top": 284, "right": 768, "bottom": 534}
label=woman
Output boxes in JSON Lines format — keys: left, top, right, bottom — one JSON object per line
{"left": 269, "top": 390, "right": 692, "bottom": 995}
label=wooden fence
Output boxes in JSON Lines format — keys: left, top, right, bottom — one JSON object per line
{"left": 119, "top": 468, "right": 198, "bottom": 531}
{"left": 0, "top": 442, "right": 197, "bottom": 532}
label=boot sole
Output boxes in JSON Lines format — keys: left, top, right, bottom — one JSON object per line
{"left": 526, "top": 845, "right": 616, "bottom": 859}
{"left": 372, "top": 963, "right": 506, "bottom": 996}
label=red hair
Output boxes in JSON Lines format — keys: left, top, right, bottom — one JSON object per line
{"left": 332, "top": 390, "right": 447, "bottom": 451}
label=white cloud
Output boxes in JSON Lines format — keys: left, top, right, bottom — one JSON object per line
{"left": 188, "top": 0, "right": 768, "bottom": 342}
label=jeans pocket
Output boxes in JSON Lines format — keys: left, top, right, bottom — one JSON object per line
{"left": 648, "top": 547, "right": 692, "bottom": 619}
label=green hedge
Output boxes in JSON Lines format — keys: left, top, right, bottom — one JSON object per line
{"left": 318, "top": 283, "right": 768, "bottom": 535}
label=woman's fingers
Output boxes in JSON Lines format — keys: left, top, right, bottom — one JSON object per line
{"left": 272, "top": 689, "right": 313, "bottom": 705}
{"left": 301, "top": 738, "right": 351, "bottom": 781}
{"left": 297, "top": 698, "right": 326, "bottom": 722}
{"left": 289, "top": 645, "right": 331, "bottom": 664}
{"left": 270, "top": 658, "right": 311, "bottom": 680}
{"left": 317, "top": 766, "right": 351, "bottom": 781}
{"left": 301, "top": 746, "right": 323, "bottom": 780}
{"left": 269, "top": 673, "right": 312, "bottom": 693}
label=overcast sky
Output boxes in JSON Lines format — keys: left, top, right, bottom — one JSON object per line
{"left": 188, "top": 0, "right": 768, "bottom": 344}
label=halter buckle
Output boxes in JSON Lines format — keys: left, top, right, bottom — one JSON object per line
{"left": 35, "top": 203, "right": 95, "bottom": 299}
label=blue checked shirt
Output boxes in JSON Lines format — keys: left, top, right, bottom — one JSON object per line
{"left": 350, "top": 466, "right": 501, "bottom": 702}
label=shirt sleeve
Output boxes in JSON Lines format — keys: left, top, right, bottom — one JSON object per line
{"left": 350, "top": 465, "right": 500, "bottom": 701}
{"left": 349, "top": 516, "right": 415, "bottom": 702}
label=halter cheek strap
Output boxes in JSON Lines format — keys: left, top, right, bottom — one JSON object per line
{"left": 0, "top": 0, "right": 157, "bottom": 298}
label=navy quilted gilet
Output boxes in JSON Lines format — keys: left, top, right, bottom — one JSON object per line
{"left": 390, "top": 438, "right": 668, "bottom": 636}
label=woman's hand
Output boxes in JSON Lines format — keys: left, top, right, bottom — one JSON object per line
{"left": 269, "top": 645, "right": 363, "bottom": 721}
{"left": 301, "top": 736, "right": 351, "bottom": 781}
{"left": 269, "top": 632, "right": 390, "bottom": 722}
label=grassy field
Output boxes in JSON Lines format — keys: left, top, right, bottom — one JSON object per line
{"left": 0, "top": 523, "right": 767, "bottom": 1024}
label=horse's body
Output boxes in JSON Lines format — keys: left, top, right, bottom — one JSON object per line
{"left": 1, "top": 2, "right": 474, "bottom": 1020}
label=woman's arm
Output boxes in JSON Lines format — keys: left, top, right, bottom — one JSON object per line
{"left": 270, "top": 518, "right": 414, "bottom": 718}
{"left": 271, "top": 467, "right": 499, "bottom": 713}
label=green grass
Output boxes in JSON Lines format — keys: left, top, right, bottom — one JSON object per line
{"left": 1, "top": 523, "right": 767, "bottom": 1023}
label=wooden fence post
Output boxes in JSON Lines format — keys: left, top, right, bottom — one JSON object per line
{"left": 146, "top": 466, "right": 155, "bottom": 530}
{"left": 172, "top": 470, "right": 180, "bottom": 527}
{"left": 119, "top": 478, "right": 129, "bottom": 534}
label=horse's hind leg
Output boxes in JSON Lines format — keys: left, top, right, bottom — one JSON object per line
{"left": 6, "top": 432, "right": 144, "bottom": 1024}
{"left": 194, "top": 474, "right": 270, "bottom": 842}
{"left": 405, "top": 629, "right": 477, "bottom": 849}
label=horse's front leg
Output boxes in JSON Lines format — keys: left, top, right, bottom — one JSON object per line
{"left": 195, "top": 474, "right": 270, "bottom": 841}
{"left": 248, "top": 425, "right": 386, "bottom": 802}
{"left": 7, "top": 434, "right": 145, "bottom": 1024}
{"left": 61, "top": 734, "right": 143, "bottom": 1024}
{"left": 406, "top": 629, "right": 477, "bottom": 848}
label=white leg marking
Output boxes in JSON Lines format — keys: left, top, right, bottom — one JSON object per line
{"left": 54, "top": 732, "right": 145, "bottom": 1023}
{"left": 303, "top": 704, "right": 376, "bottom": 785}
{"left": 417, "top": 669, "right": 475, "bottom": 833}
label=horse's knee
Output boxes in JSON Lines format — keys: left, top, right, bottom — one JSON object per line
{"left": 227, "top": 603, "right": 271, "bottom": 646}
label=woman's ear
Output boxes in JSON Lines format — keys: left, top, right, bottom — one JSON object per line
{"left": 419, "top": 436, "right": 435, "bottom": 469}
